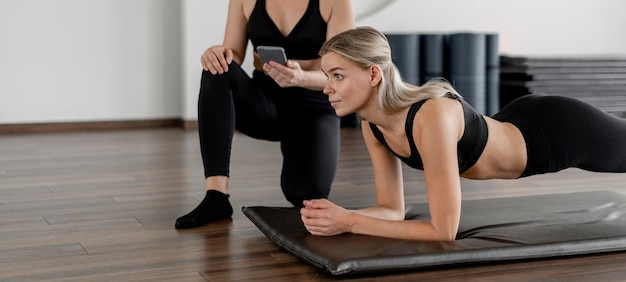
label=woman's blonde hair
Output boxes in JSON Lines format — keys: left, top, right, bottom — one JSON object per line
{"left": 319, "top": 26, "right": 461, "bottom": 114}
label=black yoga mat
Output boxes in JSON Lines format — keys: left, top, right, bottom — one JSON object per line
{"left": 243, "top": 191, "right": 626, "bottom": 276}
{"left": 386, "top": 33, "right": 420, "bottom": 85}
{"left": 449, "top": 33, "right": 487, "bottom": 114}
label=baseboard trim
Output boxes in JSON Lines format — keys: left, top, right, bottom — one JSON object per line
{"left": 0, "top": 119, "right": 199, "bottom": 134}
{"left": 183, "top": 120, "right": 198, "bottom": 130}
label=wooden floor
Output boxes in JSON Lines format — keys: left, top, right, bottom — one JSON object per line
{"left": 2, "top": 127, "right": 626, "bottom": 281}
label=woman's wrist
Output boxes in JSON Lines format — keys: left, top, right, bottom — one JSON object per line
{"left": 299, "top": 69, "right": 327, "bottom": 91}
{"left": 345, "top": 210, "right": 359, "bottom": 234}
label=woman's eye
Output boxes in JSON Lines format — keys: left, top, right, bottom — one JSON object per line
{"left": 334, "top": 74, "right": 344, "bottom": 81}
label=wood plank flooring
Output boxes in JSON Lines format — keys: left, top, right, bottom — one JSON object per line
{"left": 1, "top": 128, "right": 626, "bottom": 281}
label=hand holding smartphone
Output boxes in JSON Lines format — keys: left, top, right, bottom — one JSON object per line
{"left": 257, "top": 46, "right": 288, "bottom": 66}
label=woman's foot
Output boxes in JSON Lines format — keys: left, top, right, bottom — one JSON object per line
{"left": 175, "top": 190, "right": 233, "bottom": 229}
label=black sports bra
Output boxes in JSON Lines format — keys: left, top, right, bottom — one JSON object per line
{"left": 247, "top": 0, "right": 327, "bottom": 60}
{"left": 369, "top": 94, "right": 488, "bottom": 173}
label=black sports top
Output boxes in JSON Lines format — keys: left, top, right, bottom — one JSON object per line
{"left": 369, "top": 94, "right": 488, "bottom": 173}
{"left": 247, "top": 0, "right": 327, "bottom": 60}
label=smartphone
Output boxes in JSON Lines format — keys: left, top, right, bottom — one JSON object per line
{"left": 257, "top": 46, "right": 288, "bottom": 66}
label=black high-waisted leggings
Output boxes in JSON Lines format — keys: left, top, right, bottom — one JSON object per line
{"left": 197, "top": 62, "right": 340, "bottom": 207}
{"left": 492, "top": 94, "right": 626, "bottom": 177}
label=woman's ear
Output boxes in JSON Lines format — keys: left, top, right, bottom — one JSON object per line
{"left": 369, "top": 65, "right": 382, "bottom": 87}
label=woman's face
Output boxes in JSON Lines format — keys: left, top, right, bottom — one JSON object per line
{"left": 321, "top": 52, "right": 375, "bottom": 117}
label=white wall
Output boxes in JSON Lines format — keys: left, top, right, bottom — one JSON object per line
{"left": 2, "top": 0, "right": 626, "bottom": 125}
{"left": 0, "top": 0, "right": 182, "bottom": 124}
{"left": 181, "top": 0, "right": 255, "bottom": 122}
{"left": 358, "top": 0, "right": 626, "bottom": 57}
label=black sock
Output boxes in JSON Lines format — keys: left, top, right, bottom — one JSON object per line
{"left": 175, "top": 190, "right": 233, "bottom": 229}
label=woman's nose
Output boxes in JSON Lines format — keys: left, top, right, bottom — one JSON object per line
{"left": 322, "top": 83, "right": 333, "bottom": 96}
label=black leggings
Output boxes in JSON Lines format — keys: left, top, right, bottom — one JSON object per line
{"left": 197, "top": 62, "right": 340, "bottom": 206}
{"left": 492, "top": 94, "right": 626, "bottom": 177}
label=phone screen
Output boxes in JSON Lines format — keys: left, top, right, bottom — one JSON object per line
{"left": 257, "top": 46, "right": 288, "bottom": 66}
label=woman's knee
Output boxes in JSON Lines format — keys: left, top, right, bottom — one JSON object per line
{"left": 198, "top": 62, "right": 249, "bottom": 104}
{"left": 279, "top": 124, "right": 339, "bottom": 206}
{"left": 281, "top": 180, "right": 331, "bottom": 207}
{"left": 200, "top": 61, "right": 245, "bottom": 83}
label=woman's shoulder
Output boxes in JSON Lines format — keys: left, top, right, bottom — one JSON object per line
{"left": 319, "top": 0, "right": 352, "bottom": 20}
{"left": 238, "top": 0, "right": 256, "bottom": 17}
{"left": 410, "top": 97, "right": 456, "bottom": 117}
{"left": 420, "top": 97, "right": 462, "bottom": 111}
{"left": 320, "top": 0, "right": 353, "bottom": 7}
{"left": 413, "top": 97, "right": 464, "bottom": 130}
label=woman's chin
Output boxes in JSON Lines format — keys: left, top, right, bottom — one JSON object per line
{"left": 335, "top": 110, "right": 348, "bottom": 117}
{"left": 332, "top": 106, "right": 356, "bottom": 118}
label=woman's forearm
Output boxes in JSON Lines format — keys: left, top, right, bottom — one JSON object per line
{"left": 348, "top": 211, "right": 456, "bottom": 241}
{"left": 352, "top": 205, "right": 405, "bottom": 221}
{"left": 297, "top": 69, "right": 328, "bottom": 91}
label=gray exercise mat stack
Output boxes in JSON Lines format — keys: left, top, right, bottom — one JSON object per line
{"left": 500, "top": 56, "right": 626, "bottom": 117}
{"left": 384, "top": 32, "right": 500, "bottom": 115}
{"left": 386, "top": 33, "right": 420, "bottom": 85}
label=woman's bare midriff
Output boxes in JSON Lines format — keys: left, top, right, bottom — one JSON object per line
{"left": 461, "top": 117, "right": 527, "bottom": 180}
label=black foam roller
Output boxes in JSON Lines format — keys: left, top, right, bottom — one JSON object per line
{"left": 386, "top": 33, "right": 420, "bottom": 85}
{"left": 485, "top": 33, "right": 500, "bottom": 116}
{"left": 420, "top": 34, "right": 446, "bottom": 84}
{"left": 449, "top": 33, "right": 487, "bottom": 114}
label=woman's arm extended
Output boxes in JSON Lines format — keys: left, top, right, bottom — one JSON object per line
{"left": 301, "top": 100, "right": 464, "bottom": 241}
{"left": 301, "top": 122, "right": 409, "bottom": 237}
{"left": 262, "top": 0, "right": 354, "bottom": 90}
